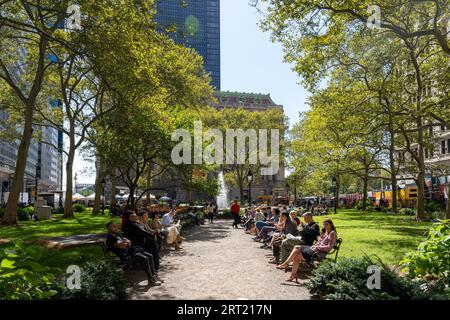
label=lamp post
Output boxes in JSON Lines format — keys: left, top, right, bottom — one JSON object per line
{"left": 332, "top": 176, "right": 337, "bottom": 214}
{"left": 101, "top": 178, "right": 106, "bottom": 215}
{"left": 247, "top": 170, "right": 253, "bottom": 207}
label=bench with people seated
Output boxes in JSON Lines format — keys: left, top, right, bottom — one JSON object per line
{"left": 301, "top": 237, "right": 343, "bottom": 269}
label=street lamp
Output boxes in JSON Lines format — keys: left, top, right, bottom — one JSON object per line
{"left": 247, "top": 170, "right": 253, "bottom": 206}
{"left": 101, "top": 178, "right": 106, "bottom": 215}
{"left": 332, "top": 176, "right": 337, "bottom": 214}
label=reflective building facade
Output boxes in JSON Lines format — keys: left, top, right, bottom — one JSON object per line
{"left": 156, "top": 0, "right": 221, "bottom": 89}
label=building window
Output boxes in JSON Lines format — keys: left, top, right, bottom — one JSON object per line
{"left": 442, "top": 141, "right": 447, "bottom": 155}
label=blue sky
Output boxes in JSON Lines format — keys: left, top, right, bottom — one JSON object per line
{"left": 221, "top": 0, "right": 309, "bottom": 125}
{"left": 73, "top": 0, "right": 309, "bottom": 184}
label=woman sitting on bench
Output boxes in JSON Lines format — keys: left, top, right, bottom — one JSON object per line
{"left": 276, "top": 219, "right": 337, "bottom": 283}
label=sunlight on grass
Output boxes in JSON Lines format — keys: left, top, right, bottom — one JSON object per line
{"left": 314, "top": 210, "right": 431, "bottom": 264}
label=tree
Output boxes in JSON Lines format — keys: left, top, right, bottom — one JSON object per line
{"left": 202, "top": 107, "right": 287, "bottom": 205}
{"left": 260, "top": 0, "right": 449, "bottom": 218}
{"left": 0, "top": 1, "right": 73, "bottom": 225}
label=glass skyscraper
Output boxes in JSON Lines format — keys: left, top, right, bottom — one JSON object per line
{"left": 156, "top": 0, "right": 221, "bottom": 89}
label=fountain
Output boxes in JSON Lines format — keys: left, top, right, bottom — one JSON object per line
{"left": 216, "top": 171, "right": 229, "bottom": 209}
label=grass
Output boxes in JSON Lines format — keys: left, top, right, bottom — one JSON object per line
{"left": 313, "top": 209, "right": 432, "bottom": 264}
{"left": 0, "top": 212, "right": 121, "bottom": 273}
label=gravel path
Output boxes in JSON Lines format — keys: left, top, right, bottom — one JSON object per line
{"left": 128, "top": 219, "right": 311, "bottom": 300}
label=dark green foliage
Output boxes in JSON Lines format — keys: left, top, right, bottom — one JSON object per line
{"left": 354, "top": 199, "right": 373, "bottom": 211}
{"left": 58, "top": 260, "right": 127, "bottom": 300}
{"left": 400, "top": 208, "right": 416, "bottom": 216}
{"left": 307, "top": 256, "right": 446, "bottom": 300}
{"left": 0, "top": 243, "right": 58, "bottom": 300}
{"left": 424, "top": 201, "right": 443, "bottom": 215}
{"left": 73, "top": 203, "right": 86, "bottom": 213}
{"left": 17, "top": 206, "right": 34, "bottom": 221}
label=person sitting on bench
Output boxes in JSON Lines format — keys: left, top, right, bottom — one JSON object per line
{"left": 136, "top": 211, "right": 161, "bottom": 271}
{"left": 105, "top": 221, "right": 160, "bottom": 286}
{"left": 276, "top": 212, "right": 320, "bottom": 265}
{"left": 277, "top": 219, "right": 337, "bottom": 283}
{"left": 149, "top": 210, "right": 164, "bottom": 250}
{"left": 162, "top": 210, "right": 184, "bottom": 250}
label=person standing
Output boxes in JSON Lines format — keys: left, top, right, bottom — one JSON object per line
{"left": 207, "top": 202, "right": 214, "bottom": 224}
{"left": 230, "top": 200, "right": 241, "bottom": 229}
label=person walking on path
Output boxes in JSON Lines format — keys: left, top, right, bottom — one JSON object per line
{"left": 230, "top": 200, "right": 241, "bottom": 229}
{"left": 207, "top": 202, "right": 214, "bottom": 224}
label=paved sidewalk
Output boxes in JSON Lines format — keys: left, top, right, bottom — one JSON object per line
{"left": 128, "top": 220, "right": 311, "bottom": 300}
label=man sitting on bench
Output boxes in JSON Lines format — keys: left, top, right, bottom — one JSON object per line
{"left": 105, "top": 221, "right": 161, "bottom": 286}
{"left": 276, "top": 212, "right": 320, "bottom": 265}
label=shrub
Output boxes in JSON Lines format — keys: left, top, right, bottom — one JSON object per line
{"left": 355, "top": 199, "right": 374, "bottom": 211}
{"left": 58, "top": 260, "right": 126, "bottom": 300}
{"left": 401, "top": 220, "right": 450, "bottom": 281}
{"left": 307, "top": 256, "right": 433, "bottom": 300}
{"left": 0, "top": 243, "right": 58, "bottom": 300}
{"left": 400, "top": 208, "right": 416, "bottom": 216}
{"left": 425, "top": 201, "right": 443, "bottom": 215}
{"left": 0, "top": 207, "right": 4, "bottom": 219}
{"left": 218, "top": 209, "right": 232, "bottom": 218}
{"left": 17, "top": 206, "right": 33, "bottom": 221}
{"left": 73, "top": 203, "right": 86, "bottom": 213}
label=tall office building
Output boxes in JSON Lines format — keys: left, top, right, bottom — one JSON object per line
{"left": 0, "top": 110, "right": 62, "bottom": 204}
{"left": 156, "top": 0, "right": 221, "bottom": 89}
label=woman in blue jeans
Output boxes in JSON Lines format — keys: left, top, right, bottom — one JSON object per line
{"left": 253, "top": 208, "right": 281, "bottom": 242}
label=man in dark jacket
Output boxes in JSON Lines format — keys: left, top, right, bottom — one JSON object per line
{"left": 124, "top": 213, "right": 160, "bottom": 271}
{"left": 106, "top": 221, "right": 160, "bottom": 286}
{"left": 278, "top": 212, "right": 320, "bottom": 264}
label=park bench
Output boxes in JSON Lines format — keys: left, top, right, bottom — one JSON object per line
{"left": 100, "top": 241, "right": 133, "bottom": 271}
{"left": 301, "top": 238, "right": 343, "bottom": 270}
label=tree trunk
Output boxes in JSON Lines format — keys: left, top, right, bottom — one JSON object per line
{"left": 2, "top": 105, "right": 34, "bottom": 225}
{"left": 129, "top": 187, "right": 136, "bottom": 208}
{"left": 146, "top": 167, "right": 152, "bottom": 203}
{"left": 388, "top": 122, "right": 398, "bottom": 213}
{"left": 92, "top": 175, "right": 104, "bottom": 215}
{"left": 2, "top": 38, "right": 47, "bottom": 225}
{"left": 362, "top": 177, "right": 368, "bottom": 211}
{"left": 63, "top": 145, "right": 75, "bottom": 218}
{"left": 239, "top": 182, "right": 244, "bottom": 206}
{"left": 416, "top": 120, "right": 426, "bottom": 220}
{"left": 110, "top": 173, "right": 117, "bottom": 207}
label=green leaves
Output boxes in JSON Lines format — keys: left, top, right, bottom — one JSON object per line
{"left": 0, "top": 242, "right": 57, "bottom": 300}
{"left": 1, "top": 259, "right": 15, "bottom": 269}
{"left": 401, "top": 220, "right": 450, "bottom": 281}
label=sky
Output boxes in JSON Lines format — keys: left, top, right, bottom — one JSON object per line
{"left": 73, "top": 0, "right": 310, "bottom": 184}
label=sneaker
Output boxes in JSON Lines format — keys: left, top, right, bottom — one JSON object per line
{"left": 260, "top": 244, "right": 268, "bottom": 249}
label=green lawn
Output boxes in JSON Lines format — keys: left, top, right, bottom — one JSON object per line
{"left": 0, "top": 212, "right": 120, "bottom": 273}
{"left": 314, "top": 209, "right": 432, "bottom": 264}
